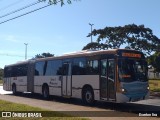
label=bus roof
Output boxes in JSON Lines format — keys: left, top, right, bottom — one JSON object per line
{"left": 36, "top": 49, "right": 143, "bottom": 61}
{"left": 35, "top": 49, "right": 118, "bottom": 61}
{"left": 4, "top": 49, "right": 144, "bottom": 67}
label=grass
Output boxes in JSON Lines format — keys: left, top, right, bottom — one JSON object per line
{"left": 0, "top": 100, "right": 89, "bottom": 120}
{"left": 149, "top": 79, "right": 160, "bottom": 92}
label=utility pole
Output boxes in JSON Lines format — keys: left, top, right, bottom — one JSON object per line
{"left": 89, "top": 23, "right": 94, "bottom": 43}
{"left": 24, "top": 43, "right": 28, "bottom": 60}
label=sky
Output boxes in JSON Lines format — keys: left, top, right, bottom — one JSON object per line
{"left": 0, "top": 0, "right": 160, "bottom": 68}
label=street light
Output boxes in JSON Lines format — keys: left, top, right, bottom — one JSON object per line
{"left": 24, "top": 43, "right": 28, "bottom": 60}
{"left": 89, "top": 23, "right": 94, "bottom": 43}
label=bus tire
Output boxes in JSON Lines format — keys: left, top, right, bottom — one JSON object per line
{"left": 82, "top": 86, "right": 95, "bottom": 105}
{"left": 12, "top": 84, "right": 17, "bottom": 95}
{"left": 42, "top": 85, "right": 49, "bottom": 100}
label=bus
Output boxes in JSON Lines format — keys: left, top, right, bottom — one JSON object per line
{"left": 3, "top": 49, "right": 149, "bottom": 104}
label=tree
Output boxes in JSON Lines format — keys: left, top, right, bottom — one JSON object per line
{"left": 40, "top": 0, "right": 76, "bottom": 6}
{"left": 147, "top": 52, "right": 160, "bottom": 73}
{"left": 0, "top": 68, "right": 3, "bottom": 80}
{"left": 82, "top": 42, "right": 109, "bottom": 50}
{"left": 85, "top": 24, "right": 160, "bottom": 55}
{"left": 34, "top": 52, "right": 54, "bottom": 59}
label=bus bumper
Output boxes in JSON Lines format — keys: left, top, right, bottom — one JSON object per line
{"left": 116, "top": 92, "right": 149, "bottom": 103}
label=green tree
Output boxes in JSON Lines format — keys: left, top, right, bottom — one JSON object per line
{"left": 34, "top": 52, "right": 54, "bottom": 59}
{"left": 147, "top": 52, "right": 160, "bottom": 72}
{"left": 0, "top": 68, "right": 4, "bottom": 80}
{"left": 84, "top": 24, "right": 160, "bottom": 55}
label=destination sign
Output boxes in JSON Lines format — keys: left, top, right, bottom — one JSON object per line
{"left": 122, "top": 53, "right": 141, "bottom": 58}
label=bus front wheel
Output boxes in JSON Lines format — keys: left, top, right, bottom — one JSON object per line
{"left": 42, "top": 85, "right": 49, "bottom": 100}
{"left": 82, "top": 87, "right": 95, "bottom": 105}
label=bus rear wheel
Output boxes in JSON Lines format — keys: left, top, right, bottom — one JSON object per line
{"left": 12, "top": 84, "right": 17, "bottom": 95}
{"left": 42, "top": 85, "right": 49, "bottom": 99}
{"left": 82, "top": 87, "right": 95, "bottom": 105}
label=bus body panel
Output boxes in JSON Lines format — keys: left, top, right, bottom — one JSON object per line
{"left": 34, "top": 76, "right": 62, "bottom": 95}
{"left": 72, "top": 75, "right": 100, "bottom": 100}
{"left": 13, "top": 76, "right": 27, "bottom": 92}
{"left": 72, "top": 75, "right": 99, "bottom": 90}
{"left": 3, "top": 77, "right": 11, "bottom": 91}
{"left": 3, "top": 76, "right": 27, "bottom": 92}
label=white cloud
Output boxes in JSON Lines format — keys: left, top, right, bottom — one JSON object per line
{"left": 5, "top": 35, "right": 21, "bottom": 43}
{"left": 0, "top": 34, "right": 23, "bottom": 43}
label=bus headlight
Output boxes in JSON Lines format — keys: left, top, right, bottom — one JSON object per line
{"left": 147, "top": 86, "right": 149, "bottom": 90}
{"left": 121, "top": 88, "right": 127, "bottom": 93}
{"left": 122, "top": 88, "right": 125, "bottom": 92}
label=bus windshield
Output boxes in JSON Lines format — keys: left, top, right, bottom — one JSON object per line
{"left": 118, "top": 59, "right": 148, "bottom": 82}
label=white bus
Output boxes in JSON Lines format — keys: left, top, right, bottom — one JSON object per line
{"left": 3, "top": 49, "right": 149, "bottom": 104}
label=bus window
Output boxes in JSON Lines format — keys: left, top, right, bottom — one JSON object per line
{"left": 4, "top": 67, "right": 12, "bottom": 77}
{"left": 35, "top": 61, "right": 45, "bottom": 76}
{"left": 17, "top": 64, "right": 28, "bottom": 76}
{"left": 45, "top": 60, "right": 63, "bottom": 76}
{"left": 108, "top": 60, "right": 115, "bottom": 80}
{"left": 45, "top": 60, "right": 54, "bottom": 76}
{"left": 72, "top": 57, "right": 86, "bottom": 75}
{"left": 87, "top": 60, "right": 99, "bottom": 75}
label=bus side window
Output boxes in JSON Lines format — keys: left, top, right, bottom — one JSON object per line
{"left": 55, "top": 60, "right": 63, "bottom": 75}
{"left": 87, "top": 60, "right": 99, "bottom": 75}
{"left": 35, "top": 62, "right": 45, "bottom": 76}
{"left": 72, "top": 57, "right": 86, "bottom": 75}
{"left": 45, "top": 60, "right": 63, "bottom": 76}
{"left": 4, "top": 67, "right": 11, "bottom": 77}
{"left": 108, "top": 61, "right": 115, "bottom": 80}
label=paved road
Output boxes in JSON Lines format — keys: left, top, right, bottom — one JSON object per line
{"left": 0, "top": 86, "right": 159, "bottom": 120}
{"left": 133, "top": 96, "right": 160, "bottom": 106}
{"left": 0, "top": 85, "right": 12, "bottom": 94}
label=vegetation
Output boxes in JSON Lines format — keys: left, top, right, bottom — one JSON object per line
{"left": 0, "top": 79, "right": 2, "bottom": 84}
{"left": 149, "top": 79, "right": 160, "bottom": 92}
{"left": 84, "top": 24, "right": 160, "bottom": 56}
{"left": 0, "top": 68, "right": 3, "bottom": 80}
{"left": 147, "top": 52, "right": 160, "bottom": 73}
{"left": 0, "top": 100, "right": 88, "bottom": 120}
{"left": 33, "top": 52, "right": 54, "bottom": 59}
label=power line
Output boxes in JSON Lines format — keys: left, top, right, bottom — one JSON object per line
{"left": 0, "top": 2, "right": 56, "bottom": 25}
{"left": 0, "top": 0, "right": 25, "bottom": 12}
{"left": 0, "top": 1, "right": 41, "bottom": 19}
{"left": 0, "top": 53, "right": 24, "bottom": 58}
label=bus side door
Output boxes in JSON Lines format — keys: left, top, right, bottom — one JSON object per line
{"left": 100, "top": 59, "right": 116, "bottom": 101}
{"left": 62, "top": 62, "right": 72, "bottom": 97}
{"left": 27, "top": 61, "right": 35, "bottom": 92}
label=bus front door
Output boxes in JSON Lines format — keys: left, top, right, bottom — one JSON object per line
{"left": 62, "top": 62, "right": 72, "bottom": 97}
{"left": 100, "top": 59, "right": 115, "bottom": 101}
{"left": 27, "top": 61, "right": 34, "bottom": 92}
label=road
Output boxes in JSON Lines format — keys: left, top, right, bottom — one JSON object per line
{"left": 0, "top": 86, "right": 159, "bottom": 120}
